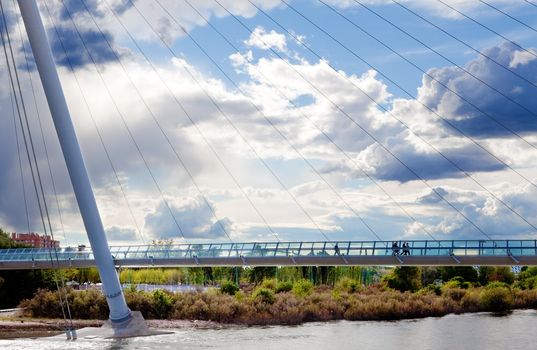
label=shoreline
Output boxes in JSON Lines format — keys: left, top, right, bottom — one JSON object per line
{"left": 1, "top": 307, "right": 532, "bottom": 337}
{"left": 0, "top": 317, "right": 227, "bottom": 339}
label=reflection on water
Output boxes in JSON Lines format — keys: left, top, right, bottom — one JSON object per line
{"left": 1, "top": 310, "right": 536, "bottom": 350}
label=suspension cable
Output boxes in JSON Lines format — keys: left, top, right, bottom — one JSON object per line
{"left": 134, "top": 0, "right": 360, "bottom": 242}
{"left": 526, "top": 0, "right": 537, "bottom": 10}
{"left": 184, "top": 0, "right": 438, "bottom": 241}
{"left": 305, "top": 0, "right": 537, "bottom": 231}
{"left": 76, "top": 0, "right": 233, "bottom": 243}
{"left": 390, "top": 0, "right": 537, "bottom": 91}
{"left": 48, "top": 0, "right": 188, "bottom": 244}
{"left": 479, "top": 0, "right": 537, "bottom": 35}
{"left": 101, "top": 0, "right": 283, "bottom": 243}
{"left": 1, "top": 0, "right": 74, "bottom": 335}
{"left": 233, "top": 0, "right": 507, "bottom": 239}
{"left": 344, "top": 0, "right": 537, "bottom": 149}
{"left": 437, "top": 0, "right": 537, "bottom": 61}
{"left": 14, "top": 0, "right": 68, "bottom": 243}
{"left": 9, "top": 86, "right": 31, "bottom": 234}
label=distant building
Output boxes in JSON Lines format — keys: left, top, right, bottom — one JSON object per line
{"left": 10, "top": 232, "right": 60, "bottom": 248}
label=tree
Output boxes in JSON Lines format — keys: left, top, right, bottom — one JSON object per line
{"left": 479, "top": 266, "right": 514, "bottom": 286}
{"left": 439, "top": 266, "right": 478, "bottom": 283}
{"left": 245, "top": 267, "right": 277, "bottom": 283}
{"left": 384, "top": 266, "right": 422, "bottom": 292}
{"left": 0, "top": 228, "right": 61, "bottom": 307}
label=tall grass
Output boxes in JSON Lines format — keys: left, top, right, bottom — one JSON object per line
{"left": 19, "top": 282, "right": 537, "bottom": 325}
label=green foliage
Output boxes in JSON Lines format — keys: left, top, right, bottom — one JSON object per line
{"left": 260, "top": 278, "right": 278, "bottom": 290}
{"left": 292, "top": 279, "right": 314, "bottom": 297}
{"left": 0, "top": 228, "right": 27, "bottom": 248}
{"left": 485, "top": 281, "right": 510, "bottom": 290}
{"left": 275, "top": 281, "right": 293, "bottom": 293}
{"left": 252, "top": 287, "right": 275, "bottom": 304}
{"left": 480, "top": 286, "right": 513, "bottom": 312}
{"left": 478, "top": 266, "right": 515, "bottom": 286}
{"left": 420, "top": 284, "right": 442, "bottom": 296}
{"left": 384, "top": 267, "right": 422, "bottom": 292}
{"left": 220, "top": 280, "right": 239, "bottom": 296}
{"left": 443, "top": 277, "right": 471, "bottom": 290}
{"left": 420, "top": 267, "right": 441, "bottom": 286}
{"left": 335, "top": 277, "right": 361, "bottom": 293}
{"left": 18, "top": 278, "right": 537, "bottom": 325}
{"left": 439, "top": 267, "right": 478, "bottom": 283}
{"left": 152, "top": 289, "right": 174, "bottom": 318}
{"left": 245, "top": 267, "right": 277, "bottom": 283}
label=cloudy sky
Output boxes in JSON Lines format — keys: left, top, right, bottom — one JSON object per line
{"left": 1, "top": 0, "right": 537, "bottom": 246}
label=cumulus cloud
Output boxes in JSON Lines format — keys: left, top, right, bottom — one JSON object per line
{"left": 408, "top": 183, "right": 537, "bottom": 239}
{"left": 245, "top": 26, "right": 288, "bottom": 52}
{"left": 49, "top": 25, "right": 121, "bottom": 69}
{"left": 418, "top": 42, "right": 537, "bottom": 137}
{"left": 2, "top": 0, "right": 537, "bottom": 246}
{"left": 143, "top": 197, "right": 233, "bottom": 241}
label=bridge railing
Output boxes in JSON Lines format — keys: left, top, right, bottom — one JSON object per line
{"left": 1, "top": 240, "right": 537, "bottom": 263}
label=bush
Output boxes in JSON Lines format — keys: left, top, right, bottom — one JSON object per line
{"left": 292, "top": 279, "right": 313, "bottom": 298}
{"left": 335, "top": 277, "right": 361, "bottom": 294}
{"left": 260, "top": 278, "right": 277, "bottom": 290}
{"left": 419, "top": 284, "right": 441, "bottom": 296}
{"left": 480, "top": 286, "right": 513, "bottom": 312}
{"left": 461, "top": 290, "right": 481, "bottom": 312}
{"left": 152, "top": 289, "right": 174, "bottom": 319}
{"left": 252, "top": 287, "right": 275, "bottom": 304}
{"left": 443, "top": 287, "right": 466, "bottom": 302}
{"left": 220, "top": 280, "right": 239, "bottom": 295}
{"left": 275, "top": 281, "right": 293, "bottom": 294}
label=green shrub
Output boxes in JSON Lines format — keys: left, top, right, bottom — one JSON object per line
{"left": 261, "top": 278, "right": 277, "bottom": 290}
{"left": 275, "top": 281, "right": 293, "bottom": 293}
{"left": 292, "top": 279, "right": 313, "bottom": 298}
{"left": 152, "top": 289, "right": 174, "bottom": 319}
{"left": 252, "top": 287, "right": 275, "bottom": 304}
{"left": 220, "top": 281, "right": 239, "bottom": 295}
{"left": 335, "top": 277, "right": 361, "bottom": 293}
{"left": 125, "top": 290, "right": 154, "bottom": 318}
{"left": 486, "top": 281, "right": 510, "bottom": 290}
{"left": 419, "top": 284, "right": 441, "bottom": 296}
{"left": 480, "top": 286, "right": 513, "bottom": 312}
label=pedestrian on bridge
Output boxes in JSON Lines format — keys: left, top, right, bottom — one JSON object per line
{"left": 392, "top": 241, "right": 399, "bottom": 256}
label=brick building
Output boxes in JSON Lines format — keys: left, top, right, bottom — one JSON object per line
{"left": 10, "top": 232, "right": 60, "bottom": 248}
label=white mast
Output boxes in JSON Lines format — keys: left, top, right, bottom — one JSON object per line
{"left": 17, "top": 0, "right": 132, "bottom": 323}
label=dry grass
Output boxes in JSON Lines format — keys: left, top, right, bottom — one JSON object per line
{"left": 18, "top": 283, "right": 537, "bottom": 325}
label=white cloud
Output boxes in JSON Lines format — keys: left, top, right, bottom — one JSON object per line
{"left": 408, "top": 182, "right": 537, "bottom": 239}
{"left": 245, "top": 26, "right": 288, "bottom": 52}
{"left": 3, "top": 0, "right": 537, "bottom": 246}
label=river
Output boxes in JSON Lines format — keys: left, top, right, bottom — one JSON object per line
{"left": 1, "top": 310, "right": 535, "bottom": 349}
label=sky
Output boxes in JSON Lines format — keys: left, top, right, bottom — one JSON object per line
{"left": 1, "top": 0, "right": 537, "bottom": 246}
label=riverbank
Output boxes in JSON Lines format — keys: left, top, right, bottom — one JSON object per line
{"left": 0, "top": 316, "right": 228, "bottom": 339}
{"left": 14, "top": 279, "right": 537, "bottom": 326}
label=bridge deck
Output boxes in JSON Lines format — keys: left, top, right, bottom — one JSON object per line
{"left": 0, "top": 239, "right": 535, "bottom": 269}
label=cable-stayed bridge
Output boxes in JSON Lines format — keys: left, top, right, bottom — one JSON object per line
{"left": 0, "top": 239, "right": 533, "bottom": 270}
{"left": 2, "top": 0, "right": 537, "bottom": 335}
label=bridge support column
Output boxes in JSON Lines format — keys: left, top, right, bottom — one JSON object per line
{"left": 17, "top": 0, "right": 145, "bottom": 336}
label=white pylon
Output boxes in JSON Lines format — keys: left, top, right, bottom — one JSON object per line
{"left": 17, "top": 0, "right": 132, "bottom": 323}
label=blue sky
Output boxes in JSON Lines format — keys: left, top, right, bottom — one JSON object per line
{"left": 1, "top": 0, "right": 537, "bottom": 246}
